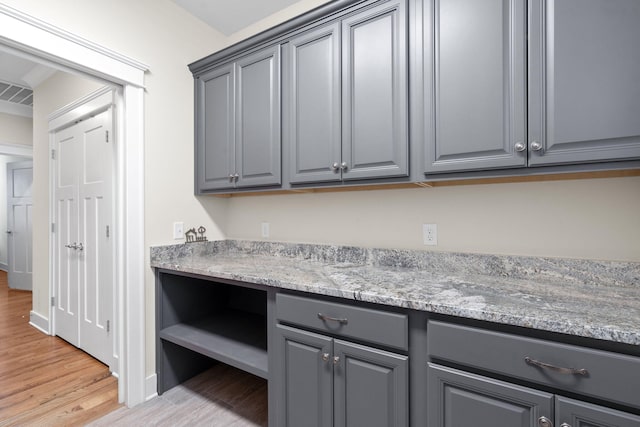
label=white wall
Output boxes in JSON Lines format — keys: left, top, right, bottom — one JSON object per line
{"left": 0, "top": 112, "right": 32, "bottom": 146}
{"left": 4, "top": 0, "right": 639, "bottom": 385}
{"left": 2, "top": 0, "right": 230, "bottom": 379}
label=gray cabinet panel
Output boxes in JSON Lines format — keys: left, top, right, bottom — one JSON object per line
{"left": 342, "top": 0, "right": 408, "bottom": 180}
{"left": 196, "top": 63, "right": 236, "bottom": 191}
{"left": 528, "top": 0, "right": 640, "bottom": 166}
{"left": 428, "top": 363, "right": 554, "bottom": 427}
{"left": 334, "top": 340, "right": 408, "bottom": 427}
{"left": 236, "top": 45, "right": 281, "bottom": 187}
{"left": 275, "top": 324, "right": 333, "bottom": 427}
{"left": 288, "top": 23, "right": 342, "bottom": 184}
{"left": 424, "top": 0, "right": 526, "bottom": 173}
{"left": 556, "top": 396, "right": 640, "bottom": 427}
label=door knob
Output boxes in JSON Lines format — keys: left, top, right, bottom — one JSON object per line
{"left": 530, "top": 141, "right": 543, "bottom": 151}
{"left": 514, "top": 142, "right": 526, "bottom": 152}
{"left": 537, "top": 416, "right": 553, "bottom": 427}
{"left": 331, "top": 162, "right": 340, "bottom": 171}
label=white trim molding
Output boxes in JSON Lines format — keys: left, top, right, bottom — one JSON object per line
{"left": 0, "top": 142, "right": 33, "bottom": 157}
{"left": 1, "top": 4, "right": 147, "bottom": 407}
{"left": 0, "top": 3, "right": 148, "bottom": 87}
{"left": 29, "top": 310, "right": 50, "bottom": 334}
{"left": 145, "top": 373, "right": 158, "bottom": 402}
{"left": 48, "top": 85, "right": 114, "bottom": 131}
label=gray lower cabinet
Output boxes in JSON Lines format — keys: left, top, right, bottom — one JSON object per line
{"left": 428, "top": 364, "right": 640, "bottom": 427}
{"left": 427, "top": 364, "right": 554, "bottom": 427}
{"left": 275, "top": 324, "right": 408, "bottom": 427}
{"left": 195, "top": 44, "right": 281, "bottom": 192}
{"left": 287, "top": 0, "right": 408, "bottom": 184}
{"left": 422, "top": 0, "right": 640, "bottom": 174}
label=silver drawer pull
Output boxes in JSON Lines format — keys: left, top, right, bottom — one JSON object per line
{"left": 525, "top": 356, "right": 589, "bottom": 376}
{"left": 317, "top": 313, "right": 348, "bottom": 325}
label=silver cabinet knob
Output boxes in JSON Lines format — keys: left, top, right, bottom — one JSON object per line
{"left": 331, "top": 162, "right": 340, "bottom": 171}
{"left": 233, "top": 173, "right": 239, "bottom": 181}
{"left": 333, "top": 356, "right": 340, "bottom": 365}
{"left": 65, "top": 243, "right": 75, "bottom": 249}
{"left": 228, "top": 174, "right": 234, "bottom": 182}
{"left": 538, "top": 416, "right": 553, "bottom": 427}
{"left": 77, "top": 242, "right": 84, "bottom": 251}
{"left": 530, "top": 141, "right": 543, "bottom": 151}
{"left": 322, "top": 353, "right": 330, "bottom": 362}
{"left": 514, "top": 142, "right": 526, "bottom": 152}
{"left": 560, "top": 424, "right": 571, "bottom": 427}
{"left": 340, "top": 162, "right": 348, "bottom": 171}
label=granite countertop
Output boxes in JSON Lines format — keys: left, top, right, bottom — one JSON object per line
{"left": 150, "top": 240, "right": 640, "bottom": 347}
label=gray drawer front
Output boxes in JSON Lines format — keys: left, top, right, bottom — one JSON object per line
{"left": 427, "top": 321, "right": 640, "bottom": 409}
{"left": 276, "top": 293, "right": 408, "bottom": 351}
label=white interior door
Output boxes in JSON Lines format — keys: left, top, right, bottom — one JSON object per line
{"left": 54, "top": 108, "right": 115, "bottom": 368}
{"left": 6, "top": 161, "right": 33, "bottom": 291}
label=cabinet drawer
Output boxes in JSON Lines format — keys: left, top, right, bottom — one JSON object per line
{"left": 276, "top": 293, "right": 408, "bottom": 351}
{"left": 427, "top": 320, "right": 640, "bottom": 409}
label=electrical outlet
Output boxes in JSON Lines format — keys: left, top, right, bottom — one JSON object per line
{"left": 423, "top": 223, "right": 437, "bottom": 246}
{"left": 261, "top": 222, "right": 270, "bottom": 238}
{"left": 173, "top": 222, "right": 184, "bottom": 240}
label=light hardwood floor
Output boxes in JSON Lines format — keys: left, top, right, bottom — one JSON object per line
{"left": 0, "top": 270, "right": 268, "bottom": 426}
{"left": 0, "top": 271, "right": 121, "bottom": 426}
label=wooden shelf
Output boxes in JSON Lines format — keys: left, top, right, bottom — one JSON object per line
{"left": 159, "top": 310, "right": 268, "bottom": 379}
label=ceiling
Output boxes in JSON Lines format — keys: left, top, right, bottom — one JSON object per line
{"left": 171, "top": 0, "right": 302, "bottom": 36}
{"left": 0, "top": 49, "right": 57, "bottom": 118}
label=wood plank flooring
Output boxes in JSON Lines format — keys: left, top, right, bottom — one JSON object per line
{"left": 89, "top": 364, "right": 268, "bottom": 427}
{"left": 0, "top": 271, "right": 121, "bottom": 426}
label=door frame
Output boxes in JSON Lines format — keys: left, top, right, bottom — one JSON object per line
{"left": 1, "top": 4, "right": 148, "bottom": 407}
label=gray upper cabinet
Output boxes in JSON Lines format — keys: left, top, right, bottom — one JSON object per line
{"left": 528, "top": 0, "right": 640, "bottom": 166}
{"left": 196, "top": 63, "right": 236, "bottom": 191}
{"left": 422, "top": 0, "right": 640, "bottom": 174}
{"left": 286, "top": 0, "right": 409, "bottom": 185}
{"left": 423, "top": 0, "right": 527, "bottom": 173}
{"left": 195, "top": 45, "right": 281, "bottom": 192}
{"left": 341, "top": 0, "right": 408, "bottom": 181}
{"left": 287, "top": 23, "right": 342, "bottom": 184}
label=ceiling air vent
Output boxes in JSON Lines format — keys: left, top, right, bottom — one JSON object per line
{"left": 0, "top": 81, "right": 33, "bottom": 106}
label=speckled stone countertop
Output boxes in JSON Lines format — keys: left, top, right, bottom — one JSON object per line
{"left": 150, "top": 240, "right": 640, "bottom": 346}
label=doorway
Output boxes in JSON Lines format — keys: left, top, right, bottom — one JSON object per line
{"left": 1, "top": 4, "right": 147, "bottom": 406}
{"left": 6, "top": 160, "right": 32, "bottom": 291}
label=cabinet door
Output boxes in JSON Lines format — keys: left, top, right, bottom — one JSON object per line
{"left": 275, "top": 324, "right": 333, "bottom": 427}
{"left": 528, "top": 0, "right": 640, "bottom": 166}
{"left": 236, "top": 45, "right": 281, "bottom": 187}
{"left": 342, "top": 0, "right": 408, "bottom": 181}
{"left": 556, "top": 396, "right": 640, "bottom": 427}
{"left": 195, "top": 63, "right": 236, "bottom": 191}
{"left": 334, "top": 340, "right": 408, "bottom": 427}
{"left": 287, "top": 23, "right": 342, "bottom": 184}
{"left": 428, "top": 364, "right": 553, "bottom": 427}
{"left": 423, "top": 0, "right": 527, "bottom": 174}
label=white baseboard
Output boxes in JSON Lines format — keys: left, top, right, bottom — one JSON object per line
{"left": 145, "top": 373, "right": 158, "bottom": 402}
{"left": 29, "top": 311, "right": 50, "bottom": 334}
{"left": 0, "top": 262, "right": 8, "bottom": 271}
